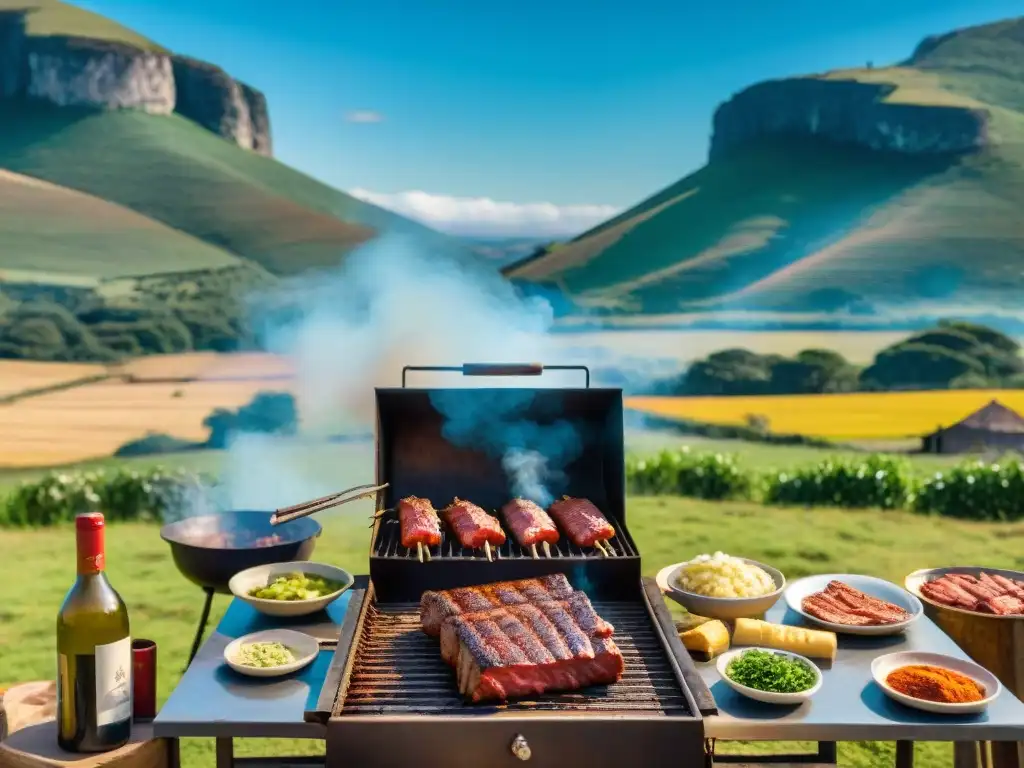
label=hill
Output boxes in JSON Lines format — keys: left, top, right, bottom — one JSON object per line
{"left": 506, "top": 16, "right": 1024, "bottom": 324}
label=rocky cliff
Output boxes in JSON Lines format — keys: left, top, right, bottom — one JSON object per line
{"left": 709, "top": 77, "right": 988, "bottom": 160}
{"left": 0, "top": 10, "right": 271, "bottom": 155}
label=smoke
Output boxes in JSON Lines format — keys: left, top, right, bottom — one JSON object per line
{"left": 205, "top": 232, "right": 586, "bottom": 510}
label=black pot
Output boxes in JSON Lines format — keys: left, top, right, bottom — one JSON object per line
{"left": 160, "top": 510, "right": 322, "bottom": 594}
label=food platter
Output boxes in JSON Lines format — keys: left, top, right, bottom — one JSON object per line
{"left": 784, "top": 574, "right": 922, "bottom": 636}
{"left": 223, "top": 629, "right": 320, "bottom": 678}
{"left": 229, "top": 561, "right": 355, "bottom": 617}
{"left": 906, "top": 566, "right": 1024, "bottom": 620}
{"left": 656, "top": 558, "right": 785, "bottom": 620}
{"left": 871, "top": 650, "right": 1002, "bottom": 715}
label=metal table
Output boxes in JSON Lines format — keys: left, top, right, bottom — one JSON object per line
{"left": 695, "top": 602, "right": 1024, "bottom": 767}
{"left": 153, "top": 580, "right": 367, "bottom": 768}
{"left": 155, "top": 578, "right": 1024, "bottom": 768}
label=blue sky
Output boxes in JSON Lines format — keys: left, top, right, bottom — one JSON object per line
{"left": 80, "top": 0, "right": 1023, "bottom": 236}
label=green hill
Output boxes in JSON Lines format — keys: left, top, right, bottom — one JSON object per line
{"left": 0, "top": 0, "right": 162, "bottom": 51}
{"left": 507, "top": 16, "right": 1024, "bottom": 323}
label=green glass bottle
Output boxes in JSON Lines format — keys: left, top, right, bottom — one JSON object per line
{"left": 56, "top": 512, "right": 132, "bottom": 752}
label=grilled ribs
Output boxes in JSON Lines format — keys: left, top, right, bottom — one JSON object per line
{"left": 398, "top": 496, "right": 442, "bottom": 549}
{"left": 802, "top": 580, "right": 911, "bottom": 626}
{"left": 501, "top": 498, "right": 560, "bottom": 548}
{"left": 443, "top": 498, "right": 507, "bottom": 550}
{"left": 420, "top": 574, "right": 578, "bottom": 636}
{"left": 548, "top": 496, "right": 615, "bottom": 548}
{"left": 439, "top": 595, "right": 625, "bottom": 702}
{"left": 920, "top": 572, "right": 1024, "bottom": 616}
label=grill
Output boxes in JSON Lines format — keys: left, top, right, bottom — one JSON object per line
{"left": 309, "top": 364, "right": 714, "bottom": 768}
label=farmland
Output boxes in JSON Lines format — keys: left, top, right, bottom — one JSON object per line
{"left": 0, "top": 360, "right": 106, "bottom": 399}
{"left": 626, "top": 390, "right": 1024, "bottom": 441}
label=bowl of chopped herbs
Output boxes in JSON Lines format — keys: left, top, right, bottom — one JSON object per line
{"left": 717, "top": 647, "right": 822, "bottom": 704}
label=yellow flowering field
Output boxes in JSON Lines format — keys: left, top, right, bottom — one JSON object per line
{"left": 625, "top": 390, "right": 1024, "bottom": 440}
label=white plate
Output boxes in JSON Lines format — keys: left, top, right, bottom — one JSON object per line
{"left": 656, "top": 558, "right": 785, "bottom": 620}
{"left": 872, "top": 651, "right": 1001, "bottom": 714}
{"left": 229, "top": 561, "right": 354, "bottom": 617}
{"left": 224, "top": 629, "right": 320, "bottom": 678}
{"left": 717, "top": 647, "right": 823, "bottom": 705}
{"left": 785, "top": 574, "right": 922, "bottom": 636}
{"left": 905, "top": 566, "right": 1024, "bottom": 621}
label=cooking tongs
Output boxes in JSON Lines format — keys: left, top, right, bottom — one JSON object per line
{"left": 271, "top": 483, "right": 390, "bottom": 526}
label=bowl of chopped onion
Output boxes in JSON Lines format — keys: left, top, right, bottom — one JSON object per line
{"left": 657, "top": 552, "right": 785, "bottom": 620}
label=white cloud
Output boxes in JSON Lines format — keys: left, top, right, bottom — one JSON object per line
{"left": 348, "top": 188, "right": 621, "bottom": 238}
{"left": 345, "top": 110, "right": 384, "bottom": 123}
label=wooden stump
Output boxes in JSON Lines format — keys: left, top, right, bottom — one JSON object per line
{"left": 0, "top": 682, "right": 168, "bottom": 768}
{"left": 924, "top": 604, "right": 1024, "bottom": 768}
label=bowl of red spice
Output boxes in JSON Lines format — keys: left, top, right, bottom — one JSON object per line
{"left": 871, "top": 651, "right": 1002, "bottom": 714}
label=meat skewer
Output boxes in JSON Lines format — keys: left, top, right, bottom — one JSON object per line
{"left": 398, "top": 496, "right": 442, "bottom": 562}
{"left": 500, "top": 498, "right": 560, "bottom": 559}
{"left": 442, "top": 498, "right": 506, "bottom": 562}
{"left": 547, "top": 496, "right": 615, "bottom": 555}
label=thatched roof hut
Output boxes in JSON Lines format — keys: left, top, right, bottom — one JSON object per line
{"left": 922, "top": 399, "right": 1024, "bottom": 454}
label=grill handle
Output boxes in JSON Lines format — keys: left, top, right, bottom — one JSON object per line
{"left": 401, "top": 363, "right": 591, "bottom": 388}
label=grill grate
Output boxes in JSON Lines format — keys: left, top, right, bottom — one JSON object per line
{"left": 335, "top": 601, "right": 691, "bottom": 717}
{"left": 372, "top": 511, "right": 637, "bottom": 561}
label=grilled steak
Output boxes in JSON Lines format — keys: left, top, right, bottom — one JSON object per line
{"left": 443, "top": 497, "right": 506, "bottom": 550}
{"left": 919, "top": 572, "right": 1024, "bottom": 615}
{"left": 548, "top": 496, "right": 615, "bottom": 547}
{"left": 420, "top": 573, "right": 578, "bottom": 636}
{"left": 398, "top": 496, "right": 442, "bottom": 549}
{"left": 439, "top": 595, "right": 625, "bottom": 702}
{"left": 802, "top": 580, "right": 911, "bottom": 626}
{"left": 501, "top": 498, "right": 560, "bottom": 547}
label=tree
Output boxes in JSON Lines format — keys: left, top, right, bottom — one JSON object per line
{"left": 860, "top": 343, "right": 985, "bottom": 390}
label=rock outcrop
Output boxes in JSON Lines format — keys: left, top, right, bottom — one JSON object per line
{"left": 0, "top": 10, "right": 272, "bottom": 155}
{"left": 710, "top": 77, "right": 988, "bottom": 160}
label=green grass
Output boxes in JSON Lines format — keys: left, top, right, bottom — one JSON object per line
{"left": 0, "top": 169, "right": 242, "bottom": 279}
{"left": 0, "top": 0, "right": 164, "bottom": 51}
{"left": 0, "top": 103, "right": 471, "bottom": 278}
{"left": 508, "top": 16, "right": 1024, "bottom": 320}
{"left": 3, "top": 498, "right": 1021, "bottom": 768}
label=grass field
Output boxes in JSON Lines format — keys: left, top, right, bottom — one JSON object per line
{"left": 627, "top": 389, "right": 1024, "bottom": 441}
{"left": 2, "top": 498, "right": 1021, "bottom": 768}
{"left": 0, "top": 0, "right": 163, "bottom": 51}
{"left": 0, "top": 360, "right": 106, "bottom": 399}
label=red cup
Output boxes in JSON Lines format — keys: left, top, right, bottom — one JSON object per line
{"left": 132, "top": 639, "right": 157, "bottom": 722}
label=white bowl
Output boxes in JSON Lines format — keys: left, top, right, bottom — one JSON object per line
{"left": 872, "top": 651, "right": 1001, "bottom": 715}
{"left": 224, "top": 629, "right": 320, "bottom": 678}
{"left": 656, "top": 558, "right": 785, "bottom": 620}
{"left": 717, "top": 647, "right": 823, "bottom": 705}
{"left": 906, "top": 566, "right": 1024, "bottom": 621}
{"left": 229, "top": 561, "right": 355, "bottom": 617}
{"left": 785, "top": 574, "right": 922, "bottom": 636}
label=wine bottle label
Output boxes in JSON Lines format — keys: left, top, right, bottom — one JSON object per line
{"left": 95, "top": 637, "right": 132, "bottom": 727}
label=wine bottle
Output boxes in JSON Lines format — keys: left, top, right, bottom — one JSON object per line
{"left": 56, "top": 512, "right": 132, "bottom": 752}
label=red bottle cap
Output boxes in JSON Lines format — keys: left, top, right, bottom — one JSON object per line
{"left": 76, "top": 512, "right": 105, "bottom": 531}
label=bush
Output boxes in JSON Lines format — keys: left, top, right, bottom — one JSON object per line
{"left": 762, "top": 455, "right": 913, "bottom": 510}
{"left": 0, "top": 467, "right": 211, "bottom": 527}
{"left": 114, "top": 433, "right": 204, "bottom": 457}
{"left": 914, "top": 459, "right": 1024, "bottom": 521}
{"left": 626, "top": 447, "right": 754, "bottom": 500}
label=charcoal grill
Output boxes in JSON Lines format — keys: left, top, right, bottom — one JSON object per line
{"left": 308, "top": 364, "right": 715, "bottom": 768}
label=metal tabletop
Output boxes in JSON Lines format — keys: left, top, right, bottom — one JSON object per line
{"left": 696, "top": 602, "right": 1024, "bottom": 742}
{"left": 153, "top": 586, "right": 359, "bottom": 739}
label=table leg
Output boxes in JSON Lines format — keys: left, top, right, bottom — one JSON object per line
{"left": 989, "top": 741, "right": 1022, "bottom": 768}
{"left": 167, "top": 737, "right": 181, "bottom": 768}
{"left": 954, "top": 742, "right": 981, "bottom": 768}
{"left": 216, "top": 737, "right": 234, "bottom": 768}
{"left": 895, "top": 741, "right": 914, "bottom": 768}
{"left": 817, "top": 742, "right": 837, "bottom": 764}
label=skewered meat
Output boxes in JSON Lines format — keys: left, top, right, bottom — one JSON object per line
{"left": 398, "top": 496, "right": 442, "bottom": 549}
{"left": 919, "top": 572, "right": 1024, "bottom": 616}
{"left": 548, "top": 496, "right": 615, "bottom": 548}
{"left": 442, "top": 498, "right": 506, "bottom": 550}
{"left": 439, "top": 596, "right": 625, "bottom": 702}
{"left": 420, "top": 574, "right": 579, "bottom": 636}
{"left": 802, "top": 580, "right": 911, "bottom": 626}
{"left": 500, "top": 498, "right": 560, "bottom": 547}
